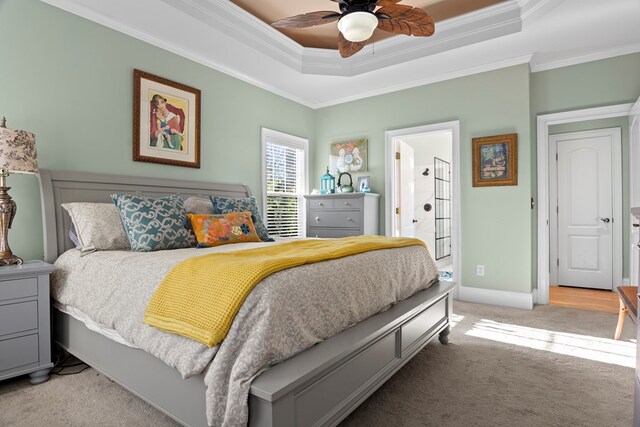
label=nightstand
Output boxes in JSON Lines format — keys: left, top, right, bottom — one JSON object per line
{"left": 0, "top": 261, "right": 55, "bottom": 384}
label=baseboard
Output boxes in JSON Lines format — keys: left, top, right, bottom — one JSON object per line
{"left": 455, "top": 285, "right": 534, "bottom": 310}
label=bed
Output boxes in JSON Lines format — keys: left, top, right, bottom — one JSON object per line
{"left": 38, "top": 169, "right": 454, "bottom": 427}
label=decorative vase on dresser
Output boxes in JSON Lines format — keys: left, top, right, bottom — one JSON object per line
{"left": 304, "top": 193, "right": 380, "bottom": 238}
{"left": 0, "top": 261, "right": 55, "bottom": 384}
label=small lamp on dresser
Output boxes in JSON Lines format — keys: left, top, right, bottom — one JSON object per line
{"left": 0, "top": 117, "right": 38, "bottom": 266}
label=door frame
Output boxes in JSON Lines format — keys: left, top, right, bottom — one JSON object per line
{"left": 384, "top": 121, "right": 461, "bottom": 288}
{"left": 630, "top": 98, "right": 640, "bottom": 286}
{"left": 548, "top": 128, "right": 622, "bottom": 289}
{"left": 537, "top": 103, "right": 635, "bottom": 304}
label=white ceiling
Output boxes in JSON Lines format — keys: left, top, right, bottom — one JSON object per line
{"left": 41, "top": 0, "right": 640, "bottom": 108}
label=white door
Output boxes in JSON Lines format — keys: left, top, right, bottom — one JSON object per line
{"left": 630, "top": 98, "right": 640, "bottom": 287}
{"left": 397, "top": 141, "right": 415, "bottom": 237}
{"left": 554, "top": 129, "right": 621, "bottom": 290}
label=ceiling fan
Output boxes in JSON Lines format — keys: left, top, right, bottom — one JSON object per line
{"left": 272, "top": 0, "right": 435, "bottom": 58}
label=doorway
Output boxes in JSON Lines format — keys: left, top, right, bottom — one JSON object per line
{"left": 385, "top": 121, "right": 460, "bottom": 285}
{"left": 549, "top": 128, "right": 622, "bottom": 291}
{"left": 537, "top": 101, "right": 639, "bottom": 304}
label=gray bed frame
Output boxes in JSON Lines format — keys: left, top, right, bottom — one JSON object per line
{"left": 37, "top": 169, "right": 454, "bottom": 427}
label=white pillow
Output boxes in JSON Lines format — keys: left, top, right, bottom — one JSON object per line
{"left": 183, "top": 196, "right": 215, "bottom": 215}
{"left": 61, "top": 202, "right": 130, "bottom": 255}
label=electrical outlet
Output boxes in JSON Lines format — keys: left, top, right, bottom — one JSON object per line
{"left": 476, "top": 265, "right": 485, "bottom": 276}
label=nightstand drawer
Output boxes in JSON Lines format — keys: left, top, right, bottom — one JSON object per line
{"left": 310, "top": 211, "right": 361, "bottom": 228}
{"left": 308, "top": 199, "right": 334, "bottom": 210}
{"left": 0, "top": 277, "right": 37, "bottom": 302}
{"left": 0, "top": 301, "right": 38, "bottom": 337}
{"left": 308, "top": 227, "right": 360, "bottom": 238}
{"left": 334, "top": 197, "right": 363, "bottom": 210}
{"left": 0, "top": 334, "right": 39, "bottom": 372}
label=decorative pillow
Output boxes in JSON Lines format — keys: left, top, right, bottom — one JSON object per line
{"left": 111, "top": 194, "right": 196, "bottom": 252}
{"left": 209, "top": 196, "right": 272, "bottom": 242}
{"left": 61, "top": 203, "right": 131, "bottom": 255}
{"left": 184, "top": 196, "right": 215, "bottom": 215}
{"left": 187, "top": 212, "right": 261, "bottom": 247}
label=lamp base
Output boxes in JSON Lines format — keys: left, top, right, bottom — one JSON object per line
{"left": 0, "top": 251, "right": 22, "bottom": 266}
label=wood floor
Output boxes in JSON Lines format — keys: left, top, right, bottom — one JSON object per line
{"left": 549, "top": 286, "right": 619, "bottom": 314}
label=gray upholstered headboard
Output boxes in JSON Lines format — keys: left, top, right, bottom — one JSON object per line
{"left": 37, "top": 169, "right": 252, "bottom": 263}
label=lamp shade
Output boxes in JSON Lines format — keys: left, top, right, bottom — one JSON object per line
{"left": 338, "top": 12, "right": 378, "bottom": 43}
{"left": 0, "top": 117, "right": 38, "bottom": 174}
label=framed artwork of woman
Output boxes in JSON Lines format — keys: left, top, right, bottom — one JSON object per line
{"left": 133, "top": 69, "right": 201, "bottom": 168}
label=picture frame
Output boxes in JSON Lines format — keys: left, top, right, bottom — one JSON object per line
{"left": 472, "top": 133, "right": 518, "bottom": 187}
{"left": 357, "top": 175, "right": 371, "bottom": 193}
{"left": 330, "top": 138, "right": 368, "bottom": 174}
{"left": 133, "top": 69, "right": 201, "bottom": 168}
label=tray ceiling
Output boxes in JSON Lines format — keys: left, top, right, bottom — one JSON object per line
{"left": 232, "top": 0, "right": 507, "bottom": 49}
{"left": 40, "top": 0, "right": 640, "bottom": 108}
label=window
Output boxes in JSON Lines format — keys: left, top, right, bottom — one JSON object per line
{"left": 262, "top": 128, "right": 308, "bottom": 238}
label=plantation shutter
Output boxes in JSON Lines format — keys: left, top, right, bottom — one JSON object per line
{"left": 263, "top": 131, "right": 307, "bottom": 237}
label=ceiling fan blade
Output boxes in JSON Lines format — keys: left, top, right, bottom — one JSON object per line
{"left": 338, "top": 32, "right": 366, "bottom": 58}
{"left": 376, "top": 5, "right": 435, "bottom": 37}
{"left": 272, "top": 11, "right": 341, "bottom": 29}
{"left": 376, "top": 0, "right": 402, "bottom": 6}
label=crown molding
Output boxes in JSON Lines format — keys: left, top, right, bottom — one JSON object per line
{"left": 530, "top": 42, "right": 640, "bottom": 72}
{"left": 39, "top": 0, "right": 640, "bottom": 109}
{"left": 312, "top": 54, "right": 534, "bottom": 108}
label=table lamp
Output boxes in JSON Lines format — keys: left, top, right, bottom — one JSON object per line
{"left": 0, "top": 117, "right": 38, "bottom": 265}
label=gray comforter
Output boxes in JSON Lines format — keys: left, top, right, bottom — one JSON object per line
{"left": 52, "top": 239, "right": 439, "bottom": 426}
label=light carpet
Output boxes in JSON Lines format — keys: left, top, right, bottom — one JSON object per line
{"left": 0, "top": 300, "right": 635, "bottom": 426}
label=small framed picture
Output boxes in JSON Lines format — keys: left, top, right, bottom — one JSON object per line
{"left": 133, "top": 69, "right": 201, "bottom": 168}
{"left": 357, "top": 175, "right": 371, "bottom": 192}
{"left": 472, "top": 133, "right": 518, "bottom": 187}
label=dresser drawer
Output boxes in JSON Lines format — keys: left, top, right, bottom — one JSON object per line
{"left": 0, "top": 334, "right": 39, "bottom": 372}
{"left": 0, "top": 277, "right": 37, "bottom": 302}
{"left": 0, "top": 301, "right": 38, "bottom": 337}
{"left": 334, "top": 197, "right": 363, "bottom": 210}
{"left": 308, "top": 199, "right": 334, "bottom": 210}
{"left": 310, "top": 211, "right": 361, "bottom": 228}
{"left": 308, "top": 227, "right": 361, "bottom": 238}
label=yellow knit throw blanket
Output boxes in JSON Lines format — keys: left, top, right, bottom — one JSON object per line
{"left": 144, "top": 235, "right": 426, "bottom": 347}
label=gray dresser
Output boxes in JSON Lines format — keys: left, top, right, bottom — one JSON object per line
{"left": 305, "top": 193, "right": 380, "bottom": 238}
{"left": 0, "top": 261, "right": 55, "bottom": 384}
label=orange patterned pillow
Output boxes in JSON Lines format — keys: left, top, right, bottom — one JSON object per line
{"left": 187, "top": 212, "right": 262, "bottom": 247}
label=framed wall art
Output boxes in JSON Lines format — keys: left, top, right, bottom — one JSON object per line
{"left": 472, "top": 133, "right": 518, "bottom": 187}
{"left": 330, "top": 138, "right": 368, "bottom": 174}
{"left": 357, "top": 175, "right": 371, "bottom": 192}
{"left": 133, "top": 69, "right": 201, "bottom": 168}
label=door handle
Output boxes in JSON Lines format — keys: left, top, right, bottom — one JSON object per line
{"left": 633, "top": 223, "right": 640, "bottom": 228}
{"left": 596, "top": 217, "right": 611, "bottom": 223}
{"left": 412, "top": 219, "right": 418, "bottom": 223}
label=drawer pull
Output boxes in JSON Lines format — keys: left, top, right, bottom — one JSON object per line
{"left": 318, "top": 202, "right": 324, "bottom": 207}
{"left": 344, "top": 202, "right": 349, "bottom": 206}
{"left": 315, "top": 217, "right": 320, "bottom": 222}
{"left": 347, "top": 217, "right": 352, "bottom": 222}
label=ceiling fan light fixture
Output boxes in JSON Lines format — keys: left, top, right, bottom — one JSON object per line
{"left": 337, "top": 11, "right": 378, "bottom": 43}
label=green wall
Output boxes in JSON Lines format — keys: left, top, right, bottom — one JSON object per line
{"left": 0, "top": 0, "right": 316, "bottom": 261}
{"left": 549, "top": 117, "right": 630, "bottom": 278}
{"left": 3, "top": 0, "right": 640, "bottom": 297}
{"left": 315, "top": 65, "right": 534, "bottom": 294}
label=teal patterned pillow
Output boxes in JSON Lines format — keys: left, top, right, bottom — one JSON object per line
{"left": 209, "top": 196, "right": 272, "bottom": 242}
{"left": 111, "top": 194, "right": 196, "bottom": 252}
